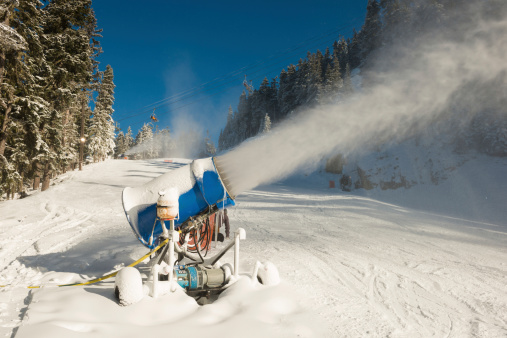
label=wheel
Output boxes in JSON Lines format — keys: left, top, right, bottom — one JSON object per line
{"left": 114, "top": 267, "right": 144, "bottom": 306}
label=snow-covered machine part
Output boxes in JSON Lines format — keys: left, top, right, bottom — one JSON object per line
{"left": 156, "top": 189, "right": 179, "bottom": 220}
{"left": 122, "top": 157, "right": 235, "bottom": 248}
{"left": 114, "top": 267, "right": 144, "bottom": 306}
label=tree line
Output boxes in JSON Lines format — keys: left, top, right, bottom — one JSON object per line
{"left": 115, "top": 123, "right": 217, "bottom": 160}
{"left": 218, "top": 0, "right": 507, "bottom": 157}
{"left": 0, "top": 0, "right": 116, "bottom": 199}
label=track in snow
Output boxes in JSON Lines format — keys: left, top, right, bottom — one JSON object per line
{"left": 233, "top": 185, "right": 507, "bottom": 337}
{"left": 1, "top": 159, "right": 506, "bottom": 338}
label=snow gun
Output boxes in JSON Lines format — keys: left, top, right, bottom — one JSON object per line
{"left": 117, "top": 157, "right": 279, "bottom": 306}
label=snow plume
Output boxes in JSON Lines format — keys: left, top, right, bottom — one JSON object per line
{"left": 217, "top": 2, "right": 507, "bottom": 196}
{"left": 169, "top": 114, "right": 205, "bottom": 158}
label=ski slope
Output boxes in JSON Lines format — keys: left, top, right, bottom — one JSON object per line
{"left": 0, "top": 158, "right": 506, "bottom": 337}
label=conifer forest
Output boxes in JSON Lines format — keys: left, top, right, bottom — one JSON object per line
{"left": 1, "top": 0, "right": 110, "bottom": 197}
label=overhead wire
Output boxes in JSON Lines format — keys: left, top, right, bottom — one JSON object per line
{"left": 117, "top": 19, "right": 363, "bottom": 128}
{"left": 122, "top": 21, "right": 359, "bottom": 116}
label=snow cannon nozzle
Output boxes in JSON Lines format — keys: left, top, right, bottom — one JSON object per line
{"left": 213, "top": 156, "right": 238, "bottom": 199}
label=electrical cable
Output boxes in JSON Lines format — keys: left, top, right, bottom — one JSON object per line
{"left": 118, "top": 33, "right": 344, "bottom": 125}
{"left": 193, "top": 229, "right": 205, "bottom": 264}
{"left": 116, "top": 21, "right": 361, "bottom": 126}
{"left": 121, "top": 21, "right": 358, "bottom": 115}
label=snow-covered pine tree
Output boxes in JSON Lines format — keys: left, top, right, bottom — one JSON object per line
{"left": 0, "top": 1, "right": 27, "bottom": 197}
{"left": 269, "top": 77, "right": 279, "bottom": 123}
{"left": 348, "top": 29, "right": 362, "bottom": 69}
{"left": 135, "top": 128, "right": 144, "bottom": 147}
{"left": 333, "top": 38, "right": 350, "bottom": 75}
{"left": 1, "top": 0, "right": 103, "bottom": 195}
{"left": 320, "top": 55, "right": 343, "bottom": 103}
{"left": 260, "top": 113, "right": 271, "bottom": 134}
{"left": 218, "top": 106, "right": 235, "bottom": 151}
{"left": 227, "top": 105, "right": 233, "bottom": 125}
{"left": 250, "top": 78, "right": 271, "bottom": 135}
{"left": 200, "top": 130, "right": 216, "bottom": 158}
{"left": 379, "top": 0, "right": 411, "bottom": 45}
{"left": 134, "top": 123, "right": 154, "bottom": 159}
{"left": 115, "top": 131, "right": 126, "bottom": 157}
{"left": 236, "top": 91, "right": 249, "bottom": 141}
{"left": 88, "top": 65, "right": 115, "bottom": 161}
{"left": 1, "top": 0, "right": 58, "bottom": 196}
{"left": 307, "top": 50, "right": 324, "bottom": 104}
{"left": 343, "top": 63, "right": 353, "bottom": 94}
{"left": 38, "top": 0, "right": 101, "bottom": 190}
{"left": 295, "top": 57, "right": 310, "bottom": 107}
{"left": 218, "top": 129, "right": 224, "bottom": 151}
{"left": 125, "top": 126, "right": 134, "bottom": 151}
{"left": 278, "top": 65, "right": 298, "bottom": 119}
{"left": 359, "top": 0, "right": 382, "bottom": 64}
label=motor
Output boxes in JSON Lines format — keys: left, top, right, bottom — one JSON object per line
{"left": 159, "top": 264, "right": 232, "bottom": 292}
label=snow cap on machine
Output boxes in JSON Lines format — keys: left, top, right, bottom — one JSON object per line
{"left": 157, "top": 188, "right": 179, "bottom": 220}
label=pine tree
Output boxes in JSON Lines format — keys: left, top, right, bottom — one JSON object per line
{"left": 227, "top": 105, "right": 233, "bottom": 124}
{"left": 115, "top": 131, "right": 126, "bottom": 157}
{"left": 278, "top": 65, "right": 298, "bottom": 118}
{"left": 348, "top": 29, "right": 362, "bottom": 69}
{"left": 37, "top": 0, "right": 101, "bottom": 190}
{"left": 134, "top": 123, "right": 154, "bottom": 159}
{"left": 125, "top": 126, "right": 134, "bottom": 150}
{"left": 0, "top": 0, "right": 25, "bottom": 157}
{"left": 0, "top": 0, "right": 38, "bottom": 196}
{"left": 320, "top": 55, "right": 343, "bottom": 102}
{"left": 269, "top": 77, "right": 279, "bottom": 123}
{"left": 219, "top": 105, "right": 236, "bottom": 151}
{"left": 359, "top": 0, "right": 382, "bottom": 63}
{"left": 380, "top": 0, "right": 411, "bottom": 44}
{"left": 295, "top": 57, "right": 311, "bottom": 107}
{"left": 260, "top": 113, "right": 271, "bottom": 134}
{"left": 343, "top": 63, "right": 353, "bottom": 94}
{"left": 250, "top": 77, "right": 271, "bottom": 135}
{"left": 202, "top": 130, "right": 216, "bottom": 157}
{"left": 218, "top": 129, "right": 224, "bottom": 151}
{"left": 88, "top": 65, "right": 115, "bottom": 161}
{"left": 1, "top": 0, "right": 105, "bottom": 196}
{"left": 237, "top": 91, "right": 249, "bottom": 140}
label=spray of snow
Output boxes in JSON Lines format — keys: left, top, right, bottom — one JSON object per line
{"left": 125, "top": 127, "right": 205, "bottom": 159}
{"left": 217, "top": 4, "right": 507, "bottom": 195}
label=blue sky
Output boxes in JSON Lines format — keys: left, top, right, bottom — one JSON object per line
{"left": 93, "top": 0, "right": 368, "bottom": 141}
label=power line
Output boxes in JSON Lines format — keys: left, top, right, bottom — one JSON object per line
{"left": 117, "top": 19, "right": 362, "bottom": 127}
{"left": 137, "top": 21, "right": 359, "bottom": 111}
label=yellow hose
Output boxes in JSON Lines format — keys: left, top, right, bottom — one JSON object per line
{"left": 1, "top": 238, "right": 169, "bottom": 289}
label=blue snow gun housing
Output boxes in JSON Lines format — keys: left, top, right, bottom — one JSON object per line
{"left": 122, "top": 157, "right": 235, "bottom": 248}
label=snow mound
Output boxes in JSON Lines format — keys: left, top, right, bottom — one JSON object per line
{"left": 16, "top": 277, "right": 325, "bottom": 338}
{"left": 114, "top": 267, "right": 144, "bottom": 306}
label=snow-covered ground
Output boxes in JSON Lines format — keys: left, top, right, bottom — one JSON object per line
{"left": 1, "top": 157, "right": 506, "bottom": 337}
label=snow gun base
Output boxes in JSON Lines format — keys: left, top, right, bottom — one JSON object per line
{"left": 114, "top": 227, "right": 280, "bottom": 306}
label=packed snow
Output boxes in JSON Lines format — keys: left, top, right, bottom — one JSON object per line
{"left": 0, "top": 156, "right": 506, "bottom": 337}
